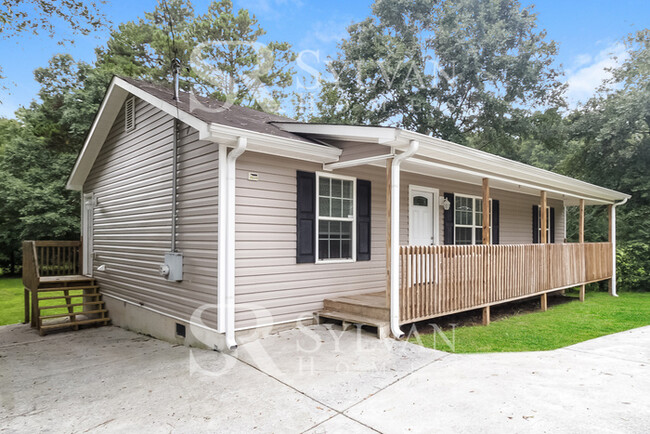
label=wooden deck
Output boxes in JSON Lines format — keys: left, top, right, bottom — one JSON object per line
{"left": 22, "top": 241, "right": 111, "bottom": 335}
{"left": 39, "top": 275, "right": 93, "bottom": 284}
{"left": 318, "top": 242, "right": 614, "bottom": 338}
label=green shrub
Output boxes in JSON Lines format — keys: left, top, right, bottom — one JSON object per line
{"left": 617, "top": 242, "right": 650, "bottom": 291}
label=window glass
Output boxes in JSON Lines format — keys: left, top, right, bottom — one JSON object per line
{"left": 413, "top": 196, "right": 428, "bottom": 206}
{"left": 454, "top": 195, "right": 491, "bottom": 245}
{"left": 317, "top": 175, "right": 355, "bottom": 261}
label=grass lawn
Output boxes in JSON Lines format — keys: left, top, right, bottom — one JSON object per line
{"left": 0, "top": 277, "right": 85, "bottom": 326}
{"left": 411, "top": 291, "right": 650, "bottom": 353}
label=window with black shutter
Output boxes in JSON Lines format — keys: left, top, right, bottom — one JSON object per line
{"left": 296, "top": 171, "right": 371, "bottom": 263}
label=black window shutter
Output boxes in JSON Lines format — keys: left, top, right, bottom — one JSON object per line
{"left": 296, "top": 171, "right": 316, "bottom": 263}
{"left": 532, "top": 205, "right": 539, "bottom": 243}
{"left": 492, "top": 199, "right": 500, "bottom": 244}
{"left": 356, "top": 179, "right": 371, "bottom": 261}
{"left": 550, "top": 207, "right": 556, "bottom": 243}
{"left": 443, "top": 193, "right": 454, "bottom": 245}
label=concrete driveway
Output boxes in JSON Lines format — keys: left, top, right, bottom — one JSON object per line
{"left": 1, "top": 323, "right": 648, "bottom": 433}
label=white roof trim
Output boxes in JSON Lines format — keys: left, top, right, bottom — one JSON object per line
{"left": 207, "top": 123, "right": 340, "bottom": 164}
{"left": 66, "top": 76, "right": 212, "bottom": 190}
{"left": 67, "top": 77, "right": 340, "bottom": 190}
{"left": 273, "top": 122, "right": 630, "bottom": 204}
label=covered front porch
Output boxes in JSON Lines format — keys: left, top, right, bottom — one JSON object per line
{"left": 307, "top": 131, "right": 626, "bottom": 338}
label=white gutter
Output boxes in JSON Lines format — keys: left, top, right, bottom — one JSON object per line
{"left": 390, "top": 140, "right": 419, "bottom": 338}
{"left": 610, "top": 197, "right": 629, "bottom": 297}
{"left": 224, "top": 137, "right": 247, "bottom": 350}
{"left": 323, "top": 153, "right": 394, "bottom": 171}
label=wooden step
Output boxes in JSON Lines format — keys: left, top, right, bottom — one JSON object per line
{"left": 37, "top": 292, "right": 100, "bottom": 301}
{"left": 316, "top": 310, "right": 390, "bottom": 339}
{"left": 39, "top": 300, "right": 105, "bottom": 311}
{"left": 40, "top": 309, "right": 108, "bottom": 320}
{"left": 39, "top": 317, "right": 111, "bottom": 333}
{"left": 38, "top": 285, "right": 99, "bottom": 292}
{"left": 323, "top": 294, "right": 389, "bottom": 321}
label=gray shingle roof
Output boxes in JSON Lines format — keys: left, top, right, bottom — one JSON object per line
{"left": 119, "top": 76, "right": 317, "bottom": 144}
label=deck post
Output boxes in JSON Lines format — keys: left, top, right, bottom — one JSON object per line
{"left": 540, "top": 191, "right": 547, "bottom": 244}
{"left": 579, "top": 199, "right": 585, "bottom": 301}
{"left": 482, "top": 178, "right": 490, "bottom": 245}
{"left": 386, "top": 159, "right": 392, "bottom": 309}
{"left": 482, "top": 306, "right": 490, "bottom": 326}
{"left": 23, "top": 288, "right": 30, "bottom": 324}
{"left": 541, "top": 293, "right": 548, "bottom": 311}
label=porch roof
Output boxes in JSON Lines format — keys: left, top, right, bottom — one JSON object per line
{"left": 270, "top": 123, "right": 631, "bottom": 206}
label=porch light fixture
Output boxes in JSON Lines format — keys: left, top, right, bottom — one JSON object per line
{"left": 440, "top": 196, "right": 451, "bottom": 211}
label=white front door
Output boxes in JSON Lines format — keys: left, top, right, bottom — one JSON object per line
{"left": 82, "top": 193, "right": 94, "bottom": 275}
{"left": 409, "top": 186, "right": 439, "bottom": 246}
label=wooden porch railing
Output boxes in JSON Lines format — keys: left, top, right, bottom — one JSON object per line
{"left": 22, "top": 240, "right": 82, "bottom": 292}
{"left": 399, "top": 242, "right": 613, "bottom": 324}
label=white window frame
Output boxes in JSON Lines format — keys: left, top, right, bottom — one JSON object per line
{"left": 315, "top": 172, "right": 357, "bottom": 264}
{"left": 537, "top": 206, "right": 551, "bottom": 242}
{"left": 454, "top": 193, "right": 492, "bottom": 245}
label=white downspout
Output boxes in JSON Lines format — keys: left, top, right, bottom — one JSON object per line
{"left": 610, "top": 197, "right": 629, "bottom": 297}
{"left": 217, "top": 144, "right": 227, "bottom": 333}
{"left": 390, "top": 140, "right": 419, "bottom": 338}
{"left": 225, "top": 137, "right": 247, "bottom": 349}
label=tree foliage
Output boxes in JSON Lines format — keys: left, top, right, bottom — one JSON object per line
{"left": 567, "top": 30, "right": 650, "bottom": 244}
{"left": 96, "top": 0, "right": 296, "bottom": 112}
{"left": 313, "top": 0, "right": 565, "bottom": 157}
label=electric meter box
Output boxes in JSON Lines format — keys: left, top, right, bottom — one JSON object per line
{"left": 161, "top": 252, "right": 183, "bottom": 282}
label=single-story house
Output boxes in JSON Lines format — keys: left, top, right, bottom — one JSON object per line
{"left": 28, "top": 76, "right": 629, "bottom": 348}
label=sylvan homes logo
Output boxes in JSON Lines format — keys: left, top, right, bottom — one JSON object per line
{"left": 187, "top": 303, "right": 456, "bottom": 378}
{"left": 185, "top": 40, "right": 455, "bottom": 118}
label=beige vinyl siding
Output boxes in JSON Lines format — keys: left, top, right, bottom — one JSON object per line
{"left": 234, "top": 152, "right": 387, "bottom": 329}
{"left": 399, "top": 174, "right": 564, "bottom": 245}
{"left": 83, "top": 97, "right": 219, "bottom": 329}
{"left": 235, "top": 154, "right": 566, "bottom": 329}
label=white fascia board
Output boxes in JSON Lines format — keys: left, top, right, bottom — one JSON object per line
{"left": 208, "top": 123, "right": 341, "bottom": 164}
{"left": 113, "top": 77, "right": 211, "bottom": 139}
{"left": 398, "top": 130, "right": 630, "bottom": 203}
{"left": 271, "top": 123, "right": 629, "bottom": 203}
{"left": 405, "top": 158, "right": 613, "bottom": 205}
{"left": 66, "top": 80, "right": 127, "bottom": 190}
{"left": 271, "top": 122, "right": 399, "bottom": 144}
{"left": 66, "top": 76, "right": 211, "bottom": 191}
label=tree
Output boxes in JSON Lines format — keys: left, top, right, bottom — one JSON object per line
{"left": 0, "top": 0, "right": 109, "bottom": 92}
{"left": 565, "top": 29, "right": 650, "bottom": 290}
{"left": 314, "top": 0, "right": 565, "bottom": 157}
{"left": 96, "top": 0, "right": 296, "bottom": 112}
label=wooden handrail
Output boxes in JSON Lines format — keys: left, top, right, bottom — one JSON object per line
{"left": 399, "top": 242, "right": 613, "bottom": 324}
{"left": 23, "top": 240, "right": 82, "bottom": 280}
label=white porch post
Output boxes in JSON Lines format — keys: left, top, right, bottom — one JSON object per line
{"left": 389, "top": 140, "right": 419, "bottom": 338}
{"left": 610, "top": 204, "right": 617, "bottom": 296}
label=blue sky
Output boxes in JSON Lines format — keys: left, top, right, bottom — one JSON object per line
{"left": 0, "top": 0, "right": 648, "bottom": 118}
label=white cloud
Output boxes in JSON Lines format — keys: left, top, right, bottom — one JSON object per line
{"left": 565, "top": 42, "right": 629, "bottom": 107}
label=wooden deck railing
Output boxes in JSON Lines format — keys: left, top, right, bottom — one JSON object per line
{"left": 22, "top": 240, "right": 82, "bottom": 289}
{"left": 399, "top": 242, "right": 613, "bottom": 324}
